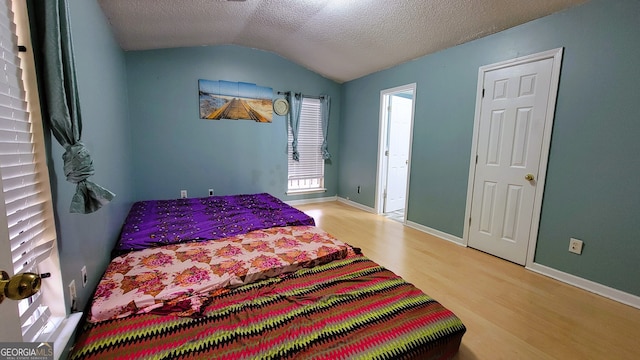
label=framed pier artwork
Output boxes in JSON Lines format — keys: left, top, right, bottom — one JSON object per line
{"left": 199, "top": 79, "right": 273, "bottom": 122}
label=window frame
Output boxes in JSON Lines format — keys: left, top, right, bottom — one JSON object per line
{"left": 287, "top": 96, "right": 326, "bottom": 195}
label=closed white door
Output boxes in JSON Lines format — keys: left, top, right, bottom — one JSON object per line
{"left": 385, "top": 95, "right": 412, "bottom": 212}
{"left": 468, "top": 57, "right": 554, "bottom": 265}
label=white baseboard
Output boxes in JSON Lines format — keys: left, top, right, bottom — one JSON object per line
{"left": 335, "top": 198, "right": 464, "bottom": 245}
{"left": 527, "top": 262, "right": 640, "bottom": 310}
{"left": 285, "top": 195, "right": 337, "bottom": 206}
{"left": 336, "top": 197, "right": 376, "bottom": 213}
{"left": 405, "top": 221, "right": 466, "bottom": 246}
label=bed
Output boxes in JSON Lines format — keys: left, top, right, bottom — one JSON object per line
{"left": 71, "top": 194, "right": 465, "bottom": 359}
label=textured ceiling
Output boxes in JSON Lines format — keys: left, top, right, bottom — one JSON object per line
{"left": 97, "top": 0, "right": 587, "bottom": 83}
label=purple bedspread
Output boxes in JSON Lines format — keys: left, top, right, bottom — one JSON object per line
{"left": 112, "top": 193, "right": 315, "bottom": 256}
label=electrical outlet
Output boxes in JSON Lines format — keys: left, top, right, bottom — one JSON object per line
{"left": 81, "top": 266, "right": 87, "bottom": 287}
{"left": 208, "top": 188, "right": 214, "bottom": 196}
{"left": 68, "top": 280, "right": 77, "bottom": 303}
{"left": 569, "top": 238, "right": 583, "bottom": 255}
{"left": 180, "top": 190, "right": 187, "bottom": 198}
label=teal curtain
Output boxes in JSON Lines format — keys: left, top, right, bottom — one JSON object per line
{"left": 29, "top": 0, "right": 115, "bottom": 214}
{"left": 320, "top": 95, "right": 331, "bottom": 160}
{"left": 287, "top": 92, "right": 303, "bottom": 161}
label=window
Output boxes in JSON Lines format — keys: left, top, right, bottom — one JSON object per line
{"left": 0, "top": 0, "right": 69, "bottom": 348}
{"left": 287, "top": 97, "right": 325, "bottom": 194}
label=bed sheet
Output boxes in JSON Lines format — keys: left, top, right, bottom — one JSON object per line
{"left": 113, "top": 193, "right": 315, "bottom": 256}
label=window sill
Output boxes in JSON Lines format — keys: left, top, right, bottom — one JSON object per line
{"left": 49, "top": 312, "right": 83, "bottom": 360}
{"left": 286, "top": 188, "right": 327, "bottom": 196}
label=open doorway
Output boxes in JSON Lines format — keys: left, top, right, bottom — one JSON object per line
{"left": 375, "top": 84, "right": 416, "bottom": 222}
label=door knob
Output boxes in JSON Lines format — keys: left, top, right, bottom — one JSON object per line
{"left": 525, "top": 173, "right": 535, "bottom": 181}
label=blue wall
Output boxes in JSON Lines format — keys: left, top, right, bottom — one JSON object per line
{"left": 46, "top": 0, "right": 135, "bottom": 310}
{"left": 339, "top": 0, "right": 640, "bottom": 296}
{"left": 125, "top": 46, "right": 341, "bottom": 202}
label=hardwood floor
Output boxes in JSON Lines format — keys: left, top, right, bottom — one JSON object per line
{"left": 296, "top": 201, "right": 640, "bottom": 360}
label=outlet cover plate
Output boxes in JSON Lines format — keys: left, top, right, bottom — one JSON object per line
{"left": 569, "top": 238, "right": 583, "bottom": 255}
{"left": 81, "top": 266, "right": 87, "bottom": 287}
{"left": 68, "top": 280, "right": 76, "bottom": 302}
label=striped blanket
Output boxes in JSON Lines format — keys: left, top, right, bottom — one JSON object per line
{"left": 71, "top": 256, "right": 465, "bottom": 359}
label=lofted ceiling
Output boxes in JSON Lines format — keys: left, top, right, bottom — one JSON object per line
{"left": 97, "top": 0, "right": 587, "bottom": 83}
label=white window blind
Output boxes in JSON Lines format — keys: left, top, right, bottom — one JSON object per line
{"left": 287, "top": 97, "right": 324, "bottom": 192}
{"left": 0, "top": 0, "right": 63, "bottom": 343}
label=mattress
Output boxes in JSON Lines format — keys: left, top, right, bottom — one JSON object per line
{"left": 113, "top": 193, "right": 315, "bottom": 256}
{"left": 72, "top": 226, "right": 466, "bottom": 360}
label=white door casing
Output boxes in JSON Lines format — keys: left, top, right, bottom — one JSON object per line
{"left": 464, "top": 49, "right": 563, "bottom": 266}
{"left": 385, "top": 95, "right": 412, "bottom": 212}
{"left": 375, "top": 83, "right": 416, "bottom": 216}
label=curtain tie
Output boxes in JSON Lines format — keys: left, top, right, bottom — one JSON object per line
{"left": 292, "top": 140, "right": 300, "bottom": 161}
{"left": 322, "top": 148, "right": 331, "bottom": 160}
{"left": 62, "top": 142, "right": 95, "bottom": 184}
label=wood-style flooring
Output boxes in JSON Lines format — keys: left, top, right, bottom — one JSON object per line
{"left": 296, "top": 201, "right": 640, "bottom": 360}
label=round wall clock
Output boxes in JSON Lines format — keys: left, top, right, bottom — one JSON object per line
{"left": 273, "top": 98, "right": 289, "bottom": 116}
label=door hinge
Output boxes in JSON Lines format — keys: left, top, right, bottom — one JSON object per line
{"left": 475, "top": 154, "right": 478, "bottom": 164}
{"left": 383, "top": 189, "right": 387, "bottom": 199}
{"left": 482, "top": 88, "right": 485, "bottom": 98}
{"left": 385, "top": 150, "right": 389, "bottom": 156}
{"left": 469, "top": 217, "right": 472, "bottom": 225}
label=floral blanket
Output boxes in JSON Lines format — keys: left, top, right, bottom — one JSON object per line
{"left": 90, "top": 226, "right": 350, "bottom": 323}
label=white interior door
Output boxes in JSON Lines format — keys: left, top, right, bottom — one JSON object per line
{"left": 385, "top": 95, "right": 412, "bottom": 212}
{"left": 468, "top": 56, "right": 555, "bottom": 265}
